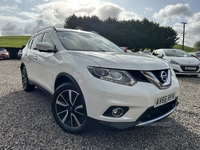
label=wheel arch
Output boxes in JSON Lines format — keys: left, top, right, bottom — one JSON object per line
{"left": 54, "top": 73, "right": 81, "bottom": 92}
{"left": 20, "top": 62, "right": 25, "bottom": 70}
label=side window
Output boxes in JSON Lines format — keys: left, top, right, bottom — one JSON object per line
{"left": 42, "top": 32, "right": 55, "bottom": 46}
{"left": 27, "top": 37, "right": 34, "bottom": 49}
{"left": 31, "top": 34, "right": 43, "bottom": 50}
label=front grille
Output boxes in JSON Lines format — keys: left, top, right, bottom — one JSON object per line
{"left": 181, "top": 66, "right": 199, "bottom": 71}
{"left": 136, "top": 98, "right": 178, "bottom": 122}
{"left": 127, "top": 69, "right": 171, "bottom": 89}
{"left": 127, "top": 70, "right": 150, "bottom": 82}
{"left": 127, "top": 69, "right": 169, "bottom": 83}
{"left": 150, "top": 69, "right": 169, "bottom": 84}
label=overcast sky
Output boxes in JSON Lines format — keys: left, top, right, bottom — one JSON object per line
{"left": 0, "top": 0, "right": 199, "bottom": 47}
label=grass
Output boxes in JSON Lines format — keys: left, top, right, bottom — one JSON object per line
{"left": 0, "top": 36, "right": 196, "bottom": 53}
{"left": 173, "top": 44, "right": 195, "bottom": 52}
{"left": 0, "top": 36, "right": 31, "bottom": 48}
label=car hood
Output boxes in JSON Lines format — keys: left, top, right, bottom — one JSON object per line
{"left": 70, "top": 51, "right": 169, "bottom": 70}
{"left": 166, "top": 57, "right": 200, "bottom": 65}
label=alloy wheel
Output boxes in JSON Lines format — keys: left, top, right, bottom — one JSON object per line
{"left": 55, "top": 89, "right": 86, "bottom": 129}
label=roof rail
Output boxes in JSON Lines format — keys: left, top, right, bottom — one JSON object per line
{"left": 37, "top": 26, "right": 56, "bottom": 33}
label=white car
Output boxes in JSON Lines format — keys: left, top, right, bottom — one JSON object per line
{"left": 21, "top": 27, "right": 179, "bottom": 134}
{"left": 152, "top": 49, "right": 200, "bottom": 77}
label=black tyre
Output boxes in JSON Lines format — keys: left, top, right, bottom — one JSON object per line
{"left": 21, "top": 67, "right": 35, "bottom": 91}
{"left": 52, "top": 83, "right": 88, "bottom": 134}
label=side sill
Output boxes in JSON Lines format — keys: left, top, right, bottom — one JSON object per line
{"left": 29, "top": 80, "right": 53, "bottom": 97}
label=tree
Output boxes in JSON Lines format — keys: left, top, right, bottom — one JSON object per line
{"left": 63, "top": 15, "right": 179, "bottom": 51}
{"left": 64, "top": 14, "right": 82, "bottom": 29}
{"left": 194, "top": 41, "right": 200, "bottom": 51}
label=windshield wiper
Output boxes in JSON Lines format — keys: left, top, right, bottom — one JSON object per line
{"left": 96, "top": 50, "right": 106, "bottom": 52}
{"left": 85, "top": 50, "right": 106, "bottom": 52}
{"left": 69, "top": 49, "right": 107, "bottom": 52}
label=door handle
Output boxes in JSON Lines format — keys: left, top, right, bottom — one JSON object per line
{"left": 34, "top": 56, "right": 38, "bottom": 60}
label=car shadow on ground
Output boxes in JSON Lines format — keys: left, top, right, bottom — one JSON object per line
{"left": 0, "top": 89, "right": 199, "bottom": 149}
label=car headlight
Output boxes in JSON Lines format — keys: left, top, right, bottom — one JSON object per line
{"left": 88, "top": 67, "right": 136, "bottom": 86}
{"left": 170, "top": 59, "right": 180, "bottom": 65}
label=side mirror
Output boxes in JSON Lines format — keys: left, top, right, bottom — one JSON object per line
{"left": 157, "top": 54, "right": 164, "bottom": 58}
{"left": 36, "top": 42, "right": 56, "bottom": 53}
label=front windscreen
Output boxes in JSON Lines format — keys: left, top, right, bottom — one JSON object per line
{"left": 57, "top": 31, "right": 124, "bottom": 52}
{"left": 164, "top": 49, "right": 191, "bottom": 57}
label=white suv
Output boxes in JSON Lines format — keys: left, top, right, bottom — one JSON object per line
{"left": 21, "top": 26, "right": 179, "bottom": 134}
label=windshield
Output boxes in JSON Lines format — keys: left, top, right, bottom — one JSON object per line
{"left": 57, "top": 31, "right": 124, "bottom": 52}
{"left": 0, "top": 48, "right": 7, "bottom": 52}
{"left": 164, "top": 49, "right": 191, "bottom": 57}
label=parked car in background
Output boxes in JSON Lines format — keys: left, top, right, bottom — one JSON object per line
{"left": 138, "top": 49, "right": 151, "bottom": 55}
{"left": 20, "top": 26, "right": 179, "bottom": 134}
{"left": 152, "top": 49, "right": 200, "bottom": 76}
{"left": 120, "top": 46, "right": 128, "bottom": 52}
{"left": 17, "top": 49, "right": 22, "bottom": 59}
{"left": 0, "top": 48, "right": 10, "bottom": 59}
{"left": 188, "top": 51, "right": 200, "bottom": 61}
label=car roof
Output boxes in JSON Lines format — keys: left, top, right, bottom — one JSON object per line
{"left": 156, "top": 48, "right": 181, "bottom": 51}
{"left": 36, "top": 26, "right": 95, "bottom": 35}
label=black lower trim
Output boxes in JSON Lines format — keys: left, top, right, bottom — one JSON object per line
{"left": 136, "top": 98, "right": 178, "bottom": 123}
{"left": 29, "top": 80, "right": 53, "bottom": 97}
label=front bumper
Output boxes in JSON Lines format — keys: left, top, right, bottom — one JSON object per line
{"left": 170, "top": 64, "right": 200, "bottom": 75}
{"left": 79, "top": 75, "right": 179, "bottom": 129}
{"left": 0, "top": 54, "right": 10, "bottom": 59}
{"left": 99, "top": 99, "right": 178, "bottom": 129}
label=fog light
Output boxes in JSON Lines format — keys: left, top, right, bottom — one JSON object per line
{"left": 103, "top": 106, "right": 129, "bottom": 117}
{"left": 112, "top": 108, "right": 124, "bottom": 117}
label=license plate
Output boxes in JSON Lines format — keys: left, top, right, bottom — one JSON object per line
{"left": 185, "top": 67, "right": 196, "bottom": 70}
{"left": 154, "top": 93, "right": 175, "bottom": 108}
